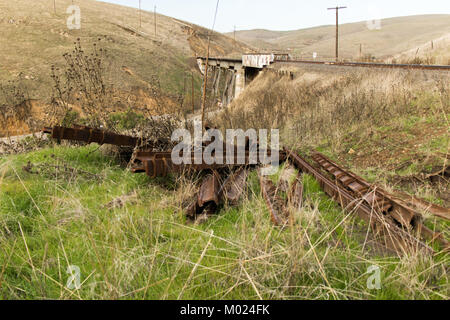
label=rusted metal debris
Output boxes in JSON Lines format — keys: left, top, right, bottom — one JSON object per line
{"left": 131, "top": 149, "right": 284, "bottom": 178}
{"left": 311, "top": 151, "right": 448, "bottom": 249}
{"left": 258, "top": 170, "right": 303, "bottom": 227}
{"left": 285, "top": 148, "right": 434, "bottom": 256}
{"left": 312, "top": 152, "right": 416, "bottom": 228}
{"left": 258, "top": 170, "right": 291, "bottom": 226}
{"left": 42, "top": 124, "right": 447, "bottom": 254}
{"left": 186, "top": 170, "right": 222, "bottom": 220}
{"left": 186, "top": 168, "right": 249, "bottom": 221}
{"left": 43, "top": 125, "right": 139, "bottom": 147}
{"left": 392, "top": 192, "right": 450, "bottom": 221}
{"left": 44, "top": 125, "right": 286, "bottom": 179}
{"left": 289, "top": 174, "right": 304, "bottom": 212}
{"left": 132, "top": 151, "right": 228, "bottom": 178}
{"left": 219, "top": 168, "right": 249, "bottom": 205}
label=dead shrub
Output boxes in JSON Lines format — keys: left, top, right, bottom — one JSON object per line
{"left": 0, "top": 81, "right": 35, "bottom": 136}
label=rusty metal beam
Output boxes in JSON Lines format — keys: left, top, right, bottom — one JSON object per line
{"left": 312, "top": 151, "right": 449, "bottom": 249}
{"left": 285, "top": 148, "right": 433, "bottom": 256}
{"left": 133, "top": 150, "right": 286, "bottom": 178}
{"left": 186, "top": 170, "right": 222, "bottom": 220}
{"left": 43, "top": 125, "right": 139, "bottom": 147}
{"left": 289, "top": 174, "right": 304, "bottom": 212}
{"left": 259, "top": 170, "right": 290, "bottom": 226}
{"left": 219, "top": 168, "right": 249, "bottom": 205}
{"left": 312, "top": 152, "right": 416, "bottom": 228}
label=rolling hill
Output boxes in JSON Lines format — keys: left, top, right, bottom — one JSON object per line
{"left": 228, "top": 15, "right": 450, "bottom": 62}
{"left": 0, "top": 0, "right": 250, "bottom": 102}
{"left": 0, "top": 0, "right": 252, "bottom": 136}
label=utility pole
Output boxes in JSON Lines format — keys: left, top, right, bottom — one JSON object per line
{"left": 54, "top": 0, "right": 56, "bottom": 15}
{"left": 327, "top": 6, "right": 347, "bottom": 61}
{"left": 139, "top": 0, "right": 142, "bottom": 28}
{"left": 201, "top": 43, "right": 211, "bottom": 133}
{"left": 201, "top": 0, "right": 220, "bottom": 133}
{"left": 154, "top": 6, "right": 157, "bottom": 36}
{"left": 355, "top": 43, "right": 363, "bottom": 59}
{"left": 191, "top": 72, "right": 195, "bottom": 114}
{"left": 232, "top": 25, "right": 236, "bottom": 50}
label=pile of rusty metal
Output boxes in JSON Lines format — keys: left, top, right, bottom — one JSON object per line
{"left": 42, "top": 125, "right": 285, "bottom": 222}
{"left": 42, "top": 125, "right": 449, "bottom": 256}
{"left": 285, "top": 149, "right": 449, "bottom": 255}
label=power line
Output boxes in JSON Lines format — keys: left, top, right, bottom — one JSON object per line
{"left": 139, "top": 0, "right": 142, "bottom": 28}
{"left": 154, "top": 5, "right": 157, "bottom": 36}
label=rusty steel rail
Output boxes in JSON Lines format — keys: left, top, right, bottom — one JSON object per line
{"left": 259, "top": 170, "right": 290, "bottom": 226}
{"left": 186, "top": 171, "right": 221, "bottom": 219}
{"left": 132, "top": 150, "right": 286, "bottom": 178}
{"left": 392, "top": 193, "right": 450, "bottom": 221}
{"left": 186, "top": 168, "right": 248, "bottom": 220}
{"left": 276, "top": 59, "right": 450, "bottom": 71}
{"left": 132, "top": 151, "right": 242, "bottom": 178}
{"left": 288, "top": 174, "right": 304, "bottom": 212}
{"left": 284, "top": 148, "right": 434, "bottom": 255}
{"left": 219, "top": 168, "right": 249, "bottom": 205}
{"left": 312, "top": 152, "right": 418, "bottom": 228}
{"left": 311, "top": 151, "right": 449, "bottom": 249}
{"left": 43, "top": 125, "right": 140, "bottom": 147}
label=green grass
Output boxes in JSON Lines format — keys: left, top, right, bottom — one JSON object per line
{"left": 0, "top": 145, "right": 448, "bottom": 300}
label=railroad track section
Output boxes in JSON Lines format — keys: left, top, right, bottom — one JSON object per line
{"left": 284, "top": 149, "right": 438, "bottom": 255}
{"left": 43, "top": 125, "right": 139, "bottom": 147}
{"left": 276, "top": 60, "right": 450, "bottom": 71}
{"left": 42, "top": 125, "right": 448, "bottom": 255}
{"left": 311, "top": 151, "right": 449, "bottom": 249}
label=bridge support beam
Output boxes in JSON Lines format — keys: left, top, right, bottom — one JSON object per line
{"left": 197, "top": 56, "right": 270, "bottom": 107}
{"left": 234, "top": 69, "right": 245, "bottom": 99}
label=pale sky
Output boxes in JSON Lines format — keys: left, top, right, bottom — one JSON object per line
{"left": 99, "top": 0, "right": 450, "bottom": 33}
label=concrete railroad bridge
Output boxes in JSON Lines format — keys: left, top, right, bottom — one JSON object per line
{"left": 197, "top": 53, "right": 291, "bottom": 107}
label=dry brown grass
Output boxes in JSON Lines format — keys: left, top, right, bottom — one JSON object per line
{"left": 212, "top": 66, "right": 449, "bottom": 209}
{"left": 231, "top": 15, "right": 450, "bottom": 62}
{"left": 389, "top": 34, "right": 450, "bottom": 66}
{"left": 214, "top": 68, "right": 449, "bottom": 153}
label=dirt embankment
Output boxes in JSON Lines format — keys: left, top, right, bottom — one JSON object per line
{"left": 179, "top": 23, "right": 252, "bottom": 58}
{"left": 0, "top": 100, "right": 45, "bottom": 137}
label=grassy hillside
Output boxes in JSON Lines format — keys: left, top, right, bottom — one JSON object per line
{"left": 0, "top": 0, "right": 251, "bottom": 136}
{"left": 0, "top": 0, "right": 249, "bottom": 95}
{"left": 229, "top": 15, "right": 450, "bottom": 62}
{"left": 389, "top": 34, "right": 450, "bottom": 65}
